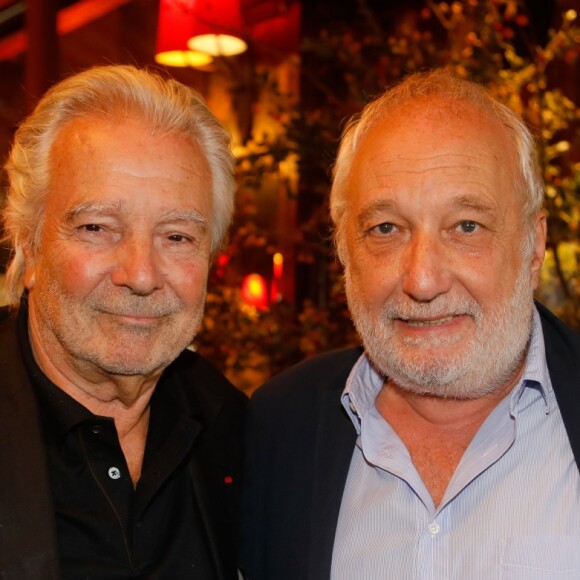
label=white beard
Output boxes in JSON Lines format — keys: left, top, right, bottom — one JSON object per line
{"left": 345, "top": 264, "right": 535, "bottom": 399}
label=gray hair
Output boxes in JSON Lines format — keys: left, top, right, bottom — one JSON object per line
{"left": 2, "top": 64, "right": 235, "bottom": 304}
{"left": 331, "top": 68, "right": 544, "bottom": 262}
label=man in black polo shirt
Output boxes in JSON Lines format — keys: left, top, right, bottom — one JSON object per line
{"left": 0, "top": 65, "right": 246, "bottom": 579}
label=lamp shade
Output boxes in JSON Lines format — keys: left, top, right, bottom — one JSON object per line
{"left": 250, "top": 2, "right": 301, "bottom": 64}
{"left": 155, "top": 0, "right": 213, "bottom": 67}
{"left": 186, "top": 0, "right": 247, "bottom": 57}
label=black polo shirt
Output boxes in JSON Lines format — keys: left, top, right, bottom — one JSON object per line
{"left": 18, "top": 306, "right": 217, "bottom": 579}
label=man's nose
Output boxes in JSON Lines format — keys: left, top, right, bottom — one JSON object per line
{"left": 111, "top": 237, "right": 164, "bottom": 295}
{"left": 401, "top": 231, "right": 452, "bottom": 302}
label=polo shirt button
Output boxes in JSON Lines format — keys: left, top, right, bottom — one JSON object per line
{"left": 428, "top": 522, "right": 440, "bottom": 535}
{"left": 91, "top": 424, "right": 103, "bottom": 435}
{"left": 108, "top": 467, "right": 121, "bottom": 480}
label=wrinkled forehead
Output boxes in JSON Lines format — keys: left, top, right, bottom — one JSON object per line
{"left": 364, "top": 96, "right": 514, "bottom": 152}
{"left": 351, "top": 96, "right": 523, "bottom": 194}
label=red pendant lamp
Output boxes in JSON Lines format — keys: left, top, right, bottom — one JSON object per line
{"left": 186, "top": 0, "right": 248, "bottom": 57}
{"left": 155, "top": 0, "right": 213, "bottom": 67}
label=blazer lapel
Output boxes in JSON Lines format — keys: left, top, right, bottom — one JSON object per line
{"left": 538, "top": 303, "right": 580, "bottom": 471}
{"left": 0, "top": 312, "right": 60, "bottom": 579}
{"left": 179, "top": 356, "right": 244, "bottom": 580}
{"left": 189, "top": 457, "right": 231, "bottom": 580}
{"left": 308, "top": 376, "right": 358, "bottom": 579}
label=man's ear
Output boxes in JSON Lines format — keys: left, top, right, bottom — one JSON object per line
{"left": 23, "top": 245, "right": 36, "bottom": 290}
{"left": 531, "top": 209, "right": 547, "bottom": 289}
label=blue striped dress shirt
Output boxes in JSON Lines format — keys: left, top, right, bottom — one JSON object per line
{"left": 332, "top": 307, "right": 580, "bottom": 579}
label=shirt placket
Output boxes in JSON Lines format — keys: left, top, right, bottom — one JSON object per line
{"left": 417, "top": 508, "right": 450, "bottom": 580}
{"left": 78, "top": 418, "right": 136, "bottom": 566}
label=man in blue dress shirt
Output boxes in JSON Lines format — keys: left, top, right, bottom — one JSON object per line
{"left": 242, "top": 69, "right": 580, "bottom": 579}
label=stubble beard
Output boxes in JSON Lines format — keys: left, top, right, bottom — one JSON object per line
{"left": 345, "top": 264, "right": 535, "bottom": 400}
{"left": 35, "top": 278, "right": 206, "bottom": 378}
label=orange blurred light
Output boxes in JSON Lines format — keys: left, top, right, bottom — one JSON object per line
{"left": 273, "top": 252, "right": 283, "bottom": 279}
{"left": 241, "top": 273, "right": 269, "bottom": 309}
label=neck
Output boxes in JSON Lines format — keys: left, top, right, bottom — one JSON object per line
{"left": 376, "top": 377, "right": 516, "bottom": 431}
{"left": 30, "top": 333, "right": 159, "bottom": 415}
{"left": 27, "top": 314, "right": 160, "bottom": 486}
{"left": 376, "top": 371, "right": 523, "bottom": 507}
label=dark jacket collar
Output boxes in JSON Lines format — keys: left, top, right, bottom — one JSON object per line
{"left": 0, "top": 308, "right": 61, "bottom": 579}
{"left": 536, "top": 301, "right": 580, "bottom": 468}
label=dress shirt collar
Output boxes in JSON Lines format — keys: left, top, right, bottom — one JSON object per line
{"left": 342, "top": 304, "right": 552, "bottom": 434}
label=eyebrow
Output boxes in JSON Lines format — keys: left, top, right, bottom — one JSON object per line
{"left": 450, "top": 194, "right": 498, "bottom": 215}
{"left": 65, "top": 201, "right": 123, "bottom": 222}
{"left": 356, "top": 193, "right": 498, "bottom": 229}
{"left": 65, "top": 203, "right": 208, "bottom": 227}
{"left": 159, "top": 209, "right": 208, "bottom": 226}
{"left": 357, "top": 199, "right": 398, "bottom": 229}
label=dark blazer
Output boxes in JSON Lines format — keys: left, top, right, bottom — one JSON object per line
{"left": 241, "top": 302, "right": 580, "bottom": 580}
{"left": 0, "top": 308, "right": 247, "bottom": 580}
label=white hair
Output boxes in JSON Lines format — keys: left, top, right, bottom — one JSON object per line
{"left": 3, "top": 64, "right": 235, "bottom": 305}
{"left": 331, "top": 68, "right": 544, "bottom": 262}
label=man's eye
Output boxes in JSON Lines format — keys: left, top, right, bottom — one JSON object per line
{"left": 371, "top": 222, "right": 395, "bottom": 235}
{"left": 81, "top": 224, "right": 104, "bottom": 232}
{"left": 168, "top": 234, "right": 191, "bottom": 243}
{"left": 457, "top": 220, "right": 479, "bottom": 233}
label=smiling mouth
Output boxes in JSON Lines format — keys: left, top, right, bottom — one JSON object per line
{"left": 95, "top": 306, "right": 173, "bottom": 319}
{"left": 401, "top": 315, "right": 458, "bottom": 327}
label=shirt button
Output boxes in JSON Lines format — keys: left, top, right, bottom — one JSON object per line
{"left": 428, "top": 522, "right": 440, "bottom": 535}
{"left": 90, "top": 424, "right": 103, "bottom": 435}
{"left": 108, "top": 467, "right": 121, "bottom": 480}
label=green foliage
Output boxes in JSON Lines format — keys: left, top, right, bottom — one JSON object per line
{"left": 195, "top": 0, "right": 580, "bottom": 391}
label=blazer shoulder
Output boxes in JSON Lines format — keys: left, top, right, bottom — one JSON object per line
{"left": 0, "top": 304, "right": 15, "bottom": 323}
{"left": 0, "top": 305, "right": 19, "bottom": 336}
{"left": 0, "top": 307, "right": 26, "bottom": 386}
{"left": 536, "top": 301, "right": 580, "bottom": 356}
{"left": 252, "top": 346, "right": 364, "bottom": 405}
{"left": 174, "top": 348, "right": 248, "bottom": 406}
